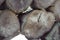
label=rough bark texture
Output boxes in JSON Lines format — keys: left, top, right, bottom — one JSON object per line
{"left": 21, "top": 10, "right": 55, "bottom": 38}
{"left": 0, "top": 10, "right": 20, "bottom": 37}
{"left": 6, "top": 0, "right": 32, "bottom": 13}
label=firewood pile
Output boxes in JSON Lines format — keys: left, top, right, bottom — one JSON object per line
{"left": 0, "top": 0, "right": 60, "bottom": 40}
